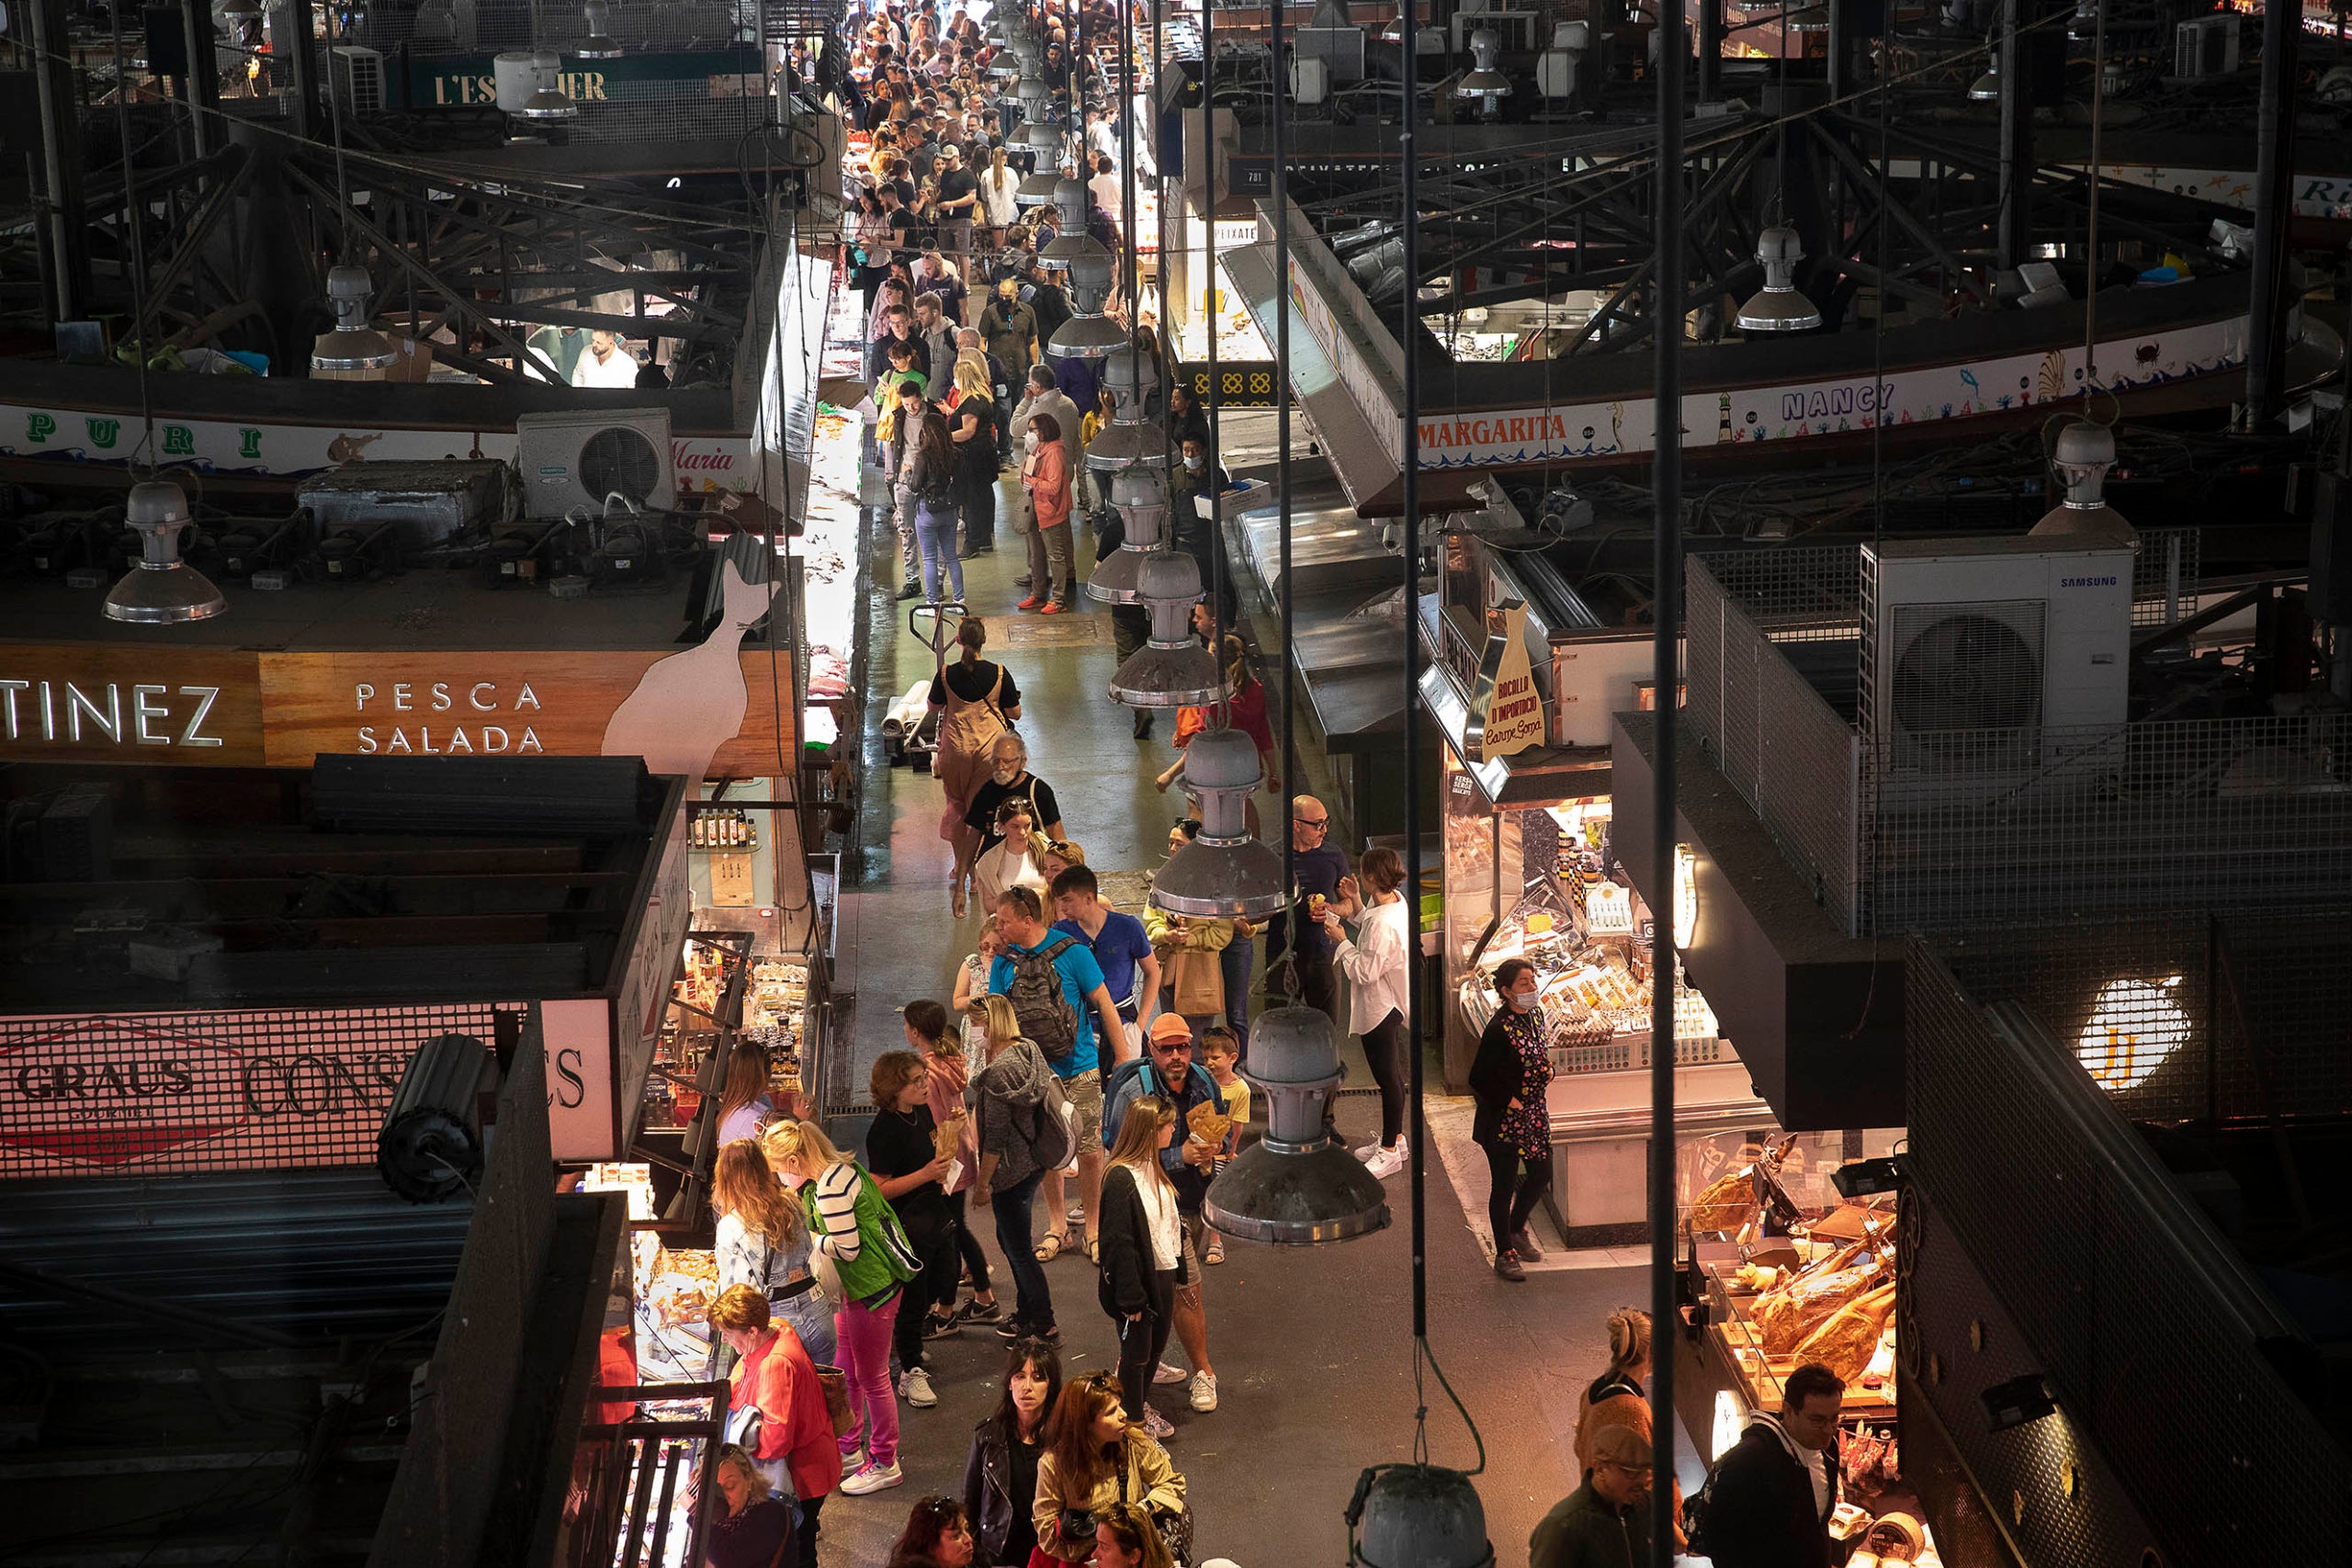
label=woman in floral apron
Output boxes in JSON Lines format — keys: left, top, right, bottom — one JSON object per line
{"left": 929, "top": 615, "right": 1019, "bottom": 918}
{"left": 1469, "top": 957, "right": 1555, "bottom": 1282}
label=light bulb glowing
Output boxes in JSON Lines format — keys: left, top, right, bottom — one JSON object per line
{"left": 2075, "top": 976, "right": 2188, "bottom": 1091}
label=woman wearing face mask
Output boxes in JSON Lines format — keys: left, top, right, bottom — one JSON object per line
{"left": 1019, "top": 412, "right": 1075, "bottom": 613}
{"left": 962, "top": 1337, "right": 1063, "bottom": 1566}
{"left": 1469, "top": 957, "right": 1555, "bottom": 1281}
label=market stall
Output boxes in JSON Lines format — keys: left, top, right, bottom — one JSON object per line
{"left": 1672, "top": 1140, "right": 1932, "bottom": 1565}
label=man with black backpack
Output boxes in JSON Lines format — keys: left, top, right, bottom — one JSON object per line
{"left": 1687, "top": 1362, "right": 1846, "bottom": 1568}
{"left": 989, "top": 886, "right": 1127, "bottom": 1269}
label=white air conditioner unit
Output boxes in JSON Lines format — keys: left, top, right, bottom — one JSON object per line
{"left": 331, "top": 46, "right": 385, "bottom": 116}
{"left": 1862, "top": 537, "right": 2132, "bottom": 798}
{"left": 514, "top": 408, "right": 674, "bottom": 519}
{"left": 2174, "top": 15, "right": 2238, "bottom": 79}
{"left": 1289, "top": 55, "right": 1330, "bottom": 106}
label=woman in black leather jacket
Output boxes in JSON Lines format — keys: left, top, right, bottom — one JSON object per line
{"left": 961, "top": 1337, "right": 1063, "bottom": 1565}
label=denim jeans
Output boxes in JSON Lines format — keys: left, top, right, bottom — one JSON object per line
{"left": 777, "top": 1286, "right": 837, "bottom": 1372}
{"left": 916, "top": 499, "right": 962, "bottom": 602}
{"left": 989, "top": 1169, "right": 1055, "bottom": 1333}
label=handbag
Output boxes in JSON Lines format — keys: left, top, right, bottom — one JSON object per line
{"left": 811, "top": 1364, "right": 855, "bottom": 1436}
{"left": 1168, "top": 947, "right": 1224, "bottom": 1018}
{"left": 1118, "top": 1451, "right": 1195, "bottom": 1566}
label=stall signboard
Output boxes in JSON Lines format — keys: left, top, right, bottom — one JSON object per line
{"left": 0, "top": 403, "right": 753, "bottom": 489}
{"left": 0, "top": 644, "right": 794, "bottom": 776}
{"left": 610, "top": 818, "right": 692, "bottom": 1151}
{"left": 1466, "top": 600, "right": 1544, "bottom": 764}
{"left": 406, "top": 48, "right": 765, "bottom": 110}
{"left": 0, "top": 1003, "right": 521, "bottom": 1178}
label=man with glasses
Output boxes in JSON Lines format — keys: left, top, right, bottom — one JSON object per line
{"left": 1101, "top": 1014, "right": 1226, "bottom": 1417}
{"left": 1529, "top": 1425, "right": 1656, "bottom": 1568}
{"left": 1265, "top": 795, "right": 1357, "bottom": 1025}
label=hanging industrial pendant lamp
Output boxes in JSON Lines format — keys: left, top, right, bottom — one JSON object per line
{"left": 105, "top": 480, "right": 227, "bottom": 624}
{"left": 1454, "top": 28, "right": 1511, "bottom": 119}
{"left": 2030, "top": 420, "right": 2137, "bottom": 547}
{"left": 1734, "top": 226, "right": 1822, "bottom": 333}
{"left": 1088, "top": 468, "right": 1169, "bottom": 603}
{"left": 1107, "top": 551, "right": 1223, "bottom": 705}
{"left": 1049, "top": 252, "right": 1128, "bottom": 358}
{"left": 1204, "top": 1002, "right": 1391, "bottom": 1242}
{"left": 1968, "top": 50, "right": 2001, "bottom": 101}
{"left": 1040, "top": 181, "right": 1109, "bottom": 268}
{"left": 1087, "top": 348, "right": 1173, "bottom": 471}
{"left": 577, "top": 0, "right": 622, "bottom": 58}
{"left": 311, "top": 264, "right": 398, "bottom": 373}
{"left": 1015, "top": 128, "right": 1066, "bottom": 208}
{"left": 1149, "top": 727, "right": 1288, "bottom": 917}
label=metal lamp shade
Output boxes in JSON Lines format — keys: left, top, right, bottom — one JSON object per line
{"left": 1456, "top": 28, "right": 1510, "bottom": 99}
{"left": 1149, "top": 728, "right": 1289, "bottom": 918}
{"left": 312, "top": 264, "right": 396, "bottom": 372}
{"left": 1204, "top": 1001, "right": 1389, "bottom": 1243}
{"left": 1734, "top": 225, "right": 1821, "bottom": 333}
{"left": 1109, "top": 552, "right": 1220, "bottom": 706}
{"left": 1783, "top": 4, "right": 1830, "bottom": 30}
{"left": 1012, "top": 117, "right": 1064, "bottom": 154}
{"left": 577, "top": 0, "right": 622, "bottom": 56}
{"left": 1084, "top": 420, "right": 1171, "bottom": 472}
{"left": 1015, "top": 169, "right": 1062, "bottom": 208}
{"left": 105, "top": 481, "right": 226, "bottom": 625}
{"left": 1088, "top": 471, "right": 1170, "bottom": 603}
{"left": 1968, "top": 55, "right": 2000, "bottom": 102}
{"left": 1048, "top": 312, "right": 1130, "bottom": 360}
{"left": 2030, "top": 420, "right": 2135, "bottom": 547}
{"left": 1351, "top": 1466, "right": 1495, "bottom": 1568}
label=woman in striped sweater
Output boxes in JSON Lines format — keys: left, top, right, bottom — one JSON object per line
{"left": 765, "top": 1120, "right": 921, "bottom": 1497}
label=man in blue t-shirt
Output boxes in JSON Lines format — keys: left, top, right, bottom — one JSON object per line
{"left": 989, "top": 885, "right": 1126, "bottom": 1262}
{"left": 1048, "top": 863, "right": 1159, "bottom": 1071}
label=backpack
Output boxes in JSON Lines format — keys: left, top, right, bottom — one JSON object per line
{"left": 1026, "top": 1051, "right": 1075, "bottom": 1172}
{"left": 1005, "top": 934, "right": 1082, "bottom": 1065}
{"left": 1680, "top": 1451, "right": 1727, "bottom": 1560}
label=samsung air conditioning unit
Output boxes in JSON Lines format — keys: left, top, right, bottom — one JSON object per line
{"left": 1862, "top": 537, "right": 2132, "bottom": 798}
{"left": 330, "top": 46, "right": 386, "bottom": 116}
{"left": 2174, "top": 15, "right": 2238, "bottom": 79}
{"left": 514, "top": 408, "right": 674, "bottom": 519}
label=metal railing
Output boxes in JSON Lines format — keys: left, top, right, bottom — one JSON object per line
{"left": 561, "top": 1386, "right": 728, "bottom": 1568}
{"left": 1906, "top": 944, "right": 2349, "bottom": 1568}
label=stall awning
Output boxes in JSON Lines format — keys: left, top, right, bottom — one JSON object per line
{"left": 1222, "top": 242, "right": 1485, "bottom": 521}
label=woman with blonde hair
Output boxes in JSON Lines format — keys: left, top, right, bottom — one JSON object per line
{"left": 1095, "top": 1095, "right": 1182, "bottom": 1438}
{"left": 1574, "top": 1306, "right": 1656, "bottom": 1472}
{"left": 1030, "top": 1374, "right": 1183, "bottom": 1563}
{"left": 765, "top": 1120, "right": 922, "bottom": 1496}
{"left": 968, "top": 992, "right": 1064, "bottom": 1341}
{"left": 713, "top": 1138, "right": 836, "bottom": 1369}
{"left": 970, "top": 799, "right": 1047, "bottom": 913}
{"left": 1092, "top": 1502, "right": 1178, "bottom": 1568}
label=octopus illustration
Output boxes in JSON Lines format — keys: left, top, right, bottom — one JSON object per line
{"left": 2037, "top": 350, "right": 2066, "bottom": 404}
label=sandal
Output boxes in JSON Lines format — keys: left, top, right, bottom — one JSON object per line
{"left": 1204, "top": 1236, "right": 1226, "bottom": 1266}
{"left": 1086, "top": 1235, "right": 1100, "bottom": 1264}
{"left": 1035, "top": 1229, "right": 1072, "bottom": 1263}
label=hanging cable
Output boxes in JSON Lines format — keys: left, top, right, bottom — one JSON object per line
{"left": 107, "top": 15, "right": 157, "bottom": 470}
{"left": 2085, "top": 0, "right": 2107, "bottom": 403}
{"left": 1272, "top": 0, "right": 1300, "bottom": 1006}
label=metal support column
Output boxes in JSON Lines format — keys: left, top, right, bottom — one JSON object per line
{"left": 2245, "top": 0, "right": 2299, "bottom": 428}
{"left": 1699, "top": 0, "right": 1722, "bottom": 103}
{"left": 181, "top": 0, "right": 220, "bottom": 160}
{"left": 1995, "top": 0, "right": 2030, "bottom": 270}
{"left": 28, "top": 0, "right": 89, "bottom": 321}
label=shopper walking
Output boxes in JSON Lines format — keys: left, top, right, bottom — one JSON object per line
{"left": 963, "top": 1337, "right": 1062, "bottom": 1568}
{"left": 968, "top": 993, "right": 1071, "bottom": 1341}
{"left": 971, "top": 803, "right": 1048, "bottom": 914}
{"left": 989, "top": 886, "right": 1127, "bottom": 1267}
{"left": 1469, "top": 957, "right": 1555, "bottom": 1281}
{"left": 764, "top": 1120, "right": 922, "bottom": 1495}
{"left": 1529, "top": 1426, "right": 1656, "bottom": 1568}
{"left": 963, "top": 736, "right": 1065, "bottom": 859}
{"left": 1048, "top": 863, "right": 1157, "bottom": 1072}
{"left": 883, "top": 376, "right": 931, "bottom": 601}
{"left": 709, "top": 1284, "right": 842, "bottom": 1568}
{"left": 1264, "top": 795, "right": 1353, "bottom": 1024}
{"left": 1100, "top": 1016, "right": 1224, "bottom": 1415}
{"left": 912, "top": 408, "right": 966, "bottom": 606}
{"left": 948, "top": 358, "right": 1001, "bottom": 557}
{"left": 1698, "top": 1363, "right": 1846, "bottom": 1568}
{"left": 1020, "top": 412, "right": 1075, "bottom": 613}
{"left": 713, "top": 1139, "right": 837, "bottom": 1369}
{"left": 904, "top": 998, "right": 1001, "bottom": 1325}
{"left": 1097, "top": 1093, "right": 1182, "bottom": 1438}
{"left": 1030, "top": 1375, "right": 1185, "bottom": 1564}
{"left": 930, "top": 616, "right": 1019, "bottom": 919}
{"left": 1327, "top": 846, "right": 1411, "bottom": 1179}
{"left": 866, "top": 1051, "right": 957, "bottom": 1411}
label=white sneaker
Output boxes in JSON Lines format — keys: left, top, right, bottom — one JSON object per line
{"left": 1353, "top": 1140, "right": 1383, "bottom": 1161}
{"left": 1189, "top": 1371, "right": 1218, "bottom": 1412}
{"left": 841, "top": 1461, "right": 905, "bottom": 1495}
{"left": 1141, "top": 1404, "right": 1177, "bottom": 1438}
{"left": 899, "top": 1367, "right": 937, "bottom": 1407}
{"left": 1153, "top": 1360, "right": 1188, "bottom": 1385}
{"left": 1365, "top": 1145, "right": 1408, "bottom": 1180}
